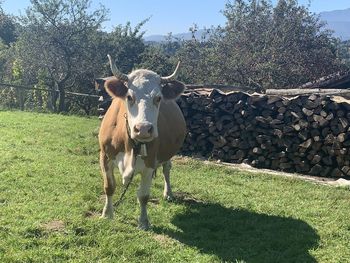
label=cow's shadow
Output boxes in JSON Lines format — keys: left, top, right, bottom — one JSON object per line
{"left": 153, "top": 192, "right": 319, "bottom": 263}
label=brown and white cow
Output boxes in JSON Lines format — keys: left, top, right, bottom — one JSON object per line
{"left": 98, "top": 55, "right": 186, "bottom": 229}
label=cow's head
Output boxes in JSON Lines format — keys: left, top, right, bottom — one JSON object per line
{"left": 105, "top": 55, "right": 185, "bottom": 143}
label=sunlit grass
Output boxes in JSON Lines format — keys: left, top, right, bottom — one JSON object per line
{"left": 0, "top": 110, "right": 349, "bottom": 262}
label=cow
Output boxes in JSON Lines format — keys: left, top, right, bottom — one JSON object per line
{"left": 98, "top": 55, "right": 186, "bottom": 230}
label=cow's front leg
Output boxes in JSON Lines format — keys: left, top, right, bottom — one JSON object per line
{"left": 121, "top": 151, "right": 136, "bottom": 186}
{"left": 162, "top": 160, "right": 174, "bottom": 201}
{"left": 100, "top": 152, "right": 116, "bottom": 219}
{"left": 137, "top": 168, "right": 154, "bottom": 230}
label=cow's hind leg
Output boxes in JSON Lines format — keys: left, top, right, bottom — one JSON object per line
{"left": 162, "top": 160, "right": 174, "bottom": 201}
{"left": 137, "top": 168, "right": 154, "bottom": 230}
{"left": 100, "top": 152, "right": 116, "bottom": 219}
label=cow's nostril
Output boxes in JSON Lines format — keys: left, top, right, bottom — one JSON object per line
{"left": 134, "top": 125, "right": 140, "bottom": 133}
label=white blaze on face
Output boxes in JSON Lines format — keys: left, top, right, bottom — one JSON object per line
{"left": 125, "top": 70, "right": 162, "bottom": 141}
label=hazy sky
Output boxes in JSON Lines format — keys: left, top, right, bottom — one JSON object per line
{"left": 2, "top": 0, "right": 350, "bottom": 36}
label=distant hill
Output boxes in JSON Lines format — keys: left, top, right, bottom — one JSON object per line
{"left": 319, "top": 8, "right": 350, "bottom": 40}
{"left": 144, "top": 29, "right": 209, "bottom": 42}
{"left": 145, "top": 8, "right": 350, "bottom": 42}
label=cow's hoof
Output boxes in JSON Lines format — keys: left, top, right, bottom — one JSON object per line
{"left": 100, "top": 214, "right": 114, "bottom": 219}
{"left": 138, "top": 219, "right": 150, "bottom": 230}
{"left": 100, "top": 208, "right": 114, "bottom": 219}
{"left": 122, "top": 175, "right": 132, "bottom": 186}
{"left": 164, "top": 195, "right": 174, "bottom": 202}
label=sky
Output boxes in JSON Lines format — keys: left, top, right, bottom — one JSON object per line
{"left": 2, "top": 0, "right": 350, "bottom": 36}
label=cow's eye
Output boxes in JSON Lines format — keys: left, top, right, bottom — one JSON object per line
{"left": 126, "top": 95, "right": 134, "bottom": 104}
{"left": 154, "top": 96, "right": 161, "bottom": 105}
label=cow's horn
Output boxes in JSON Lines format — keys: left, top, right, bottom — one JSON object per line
{"left": 107, "top": 54, "right": 128, "bottom": 82}
{"left": 161, "top": 61, "right": 181, "bottom": 83}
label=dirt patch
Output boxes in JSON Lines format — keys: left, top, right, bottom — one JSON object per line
{"left": 172, "top": 155, "right": 192, "bottom": 165}
{"left": 149, "top": 198, "right": 160, "bottom": 205}
{"left": 84, "top": 210, "right": 100, "bottom": 218}
{"left": 153, "top": 234, "right": 176, "bottom": 246}
{"left": 173, "top": 191, "right": 207, "bottom": 205}
{"left": 41, "top": 220, "right": 65, "bottom": 232}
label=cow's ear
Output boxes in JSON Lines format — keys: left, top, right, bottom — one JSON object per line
{"left": 105, "top": 77, "right": 128, "bottom": 98}
{"left": 161, "top": 80, "right": 185, "bottom": 100}
{"left": 95, "top": 78, "right": 105, "bottom": 90}
{"left": 95, "top": 78, "right": 106, "bottom": 96}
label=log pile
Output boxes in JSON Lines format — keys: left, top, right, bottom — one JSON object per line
{"left": 94, "top": 77, "right": 350, "bottom": 178}
{"left": 178, "top": 89, "right": 350, "bottom": 177}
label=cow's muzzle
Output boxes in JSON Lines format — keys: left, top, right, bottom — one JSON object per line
{"left": 133, "top": 122, "right": 154, "bottom": 142}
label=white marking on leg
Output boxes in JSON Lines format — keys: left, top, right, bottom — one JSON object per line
{"left": 100, "top": 156, "right": 115, "bottom": 219}
{"left": 101, "top": 195, "right": 114, "bottom": 219}
{"left": 116, "top": 150, "right": 135, "bottom": 185}
{"left": 137, "top": 168, "right": 154, "bottom": 230}
{"left": 162, "top": 160, "right": 173, "bottom": 200}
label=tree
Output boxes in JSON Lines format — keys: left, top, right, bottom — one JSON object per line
{"left": 0, "top": 5, "right": 17, "bottom": 46}
{"left": 137, "top": 45, "right": 174, "bottom": 76}
{"left": 0, "top": 3, "right": 22, "bottom": 109}
{"left": 337, "top": 40, "right": 350, "bottom": 68}
{"left": 0, "top": 4, "right": 17, "bottom": 83}
{"left": 175, "top": 0, "right": 346, "bottom": 90}
{"left": 0, "top": 39, "right": 9, "bottom": 81}
{"left": 215, "top": 0, "right": 345, "bottom": 89}
{"left": 107, "top": 20, "right": 148, "bottom": 73}
{"left": 15, "top": 0, "right": 108, "bottom": 112}
{"left": 168, "top": 25, "right": 223, "bottom": 84}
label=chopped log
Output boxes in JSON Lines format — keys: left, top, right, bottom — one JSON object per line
{"left": 311, "top": 155, "right": 322, "bottom": 165}
{"left": 310, "top": 164, "right": 323, "bottom": 175}
{"left": 331, "top": 168, "right": 344, "bottom": 177}
{"left": 252, "top": 147, "right": 263, "bottom": 155}
{"left": 339, "top": 117, "right": 348, "bottom": 129}
{"left": 341, "top": 166, "right": 350, "bottom": 176}
{"left": 291, "top": 111, "right": 303, "bottom": 119}
{"left": 313, "top": 115, "right": 328, "bottom": 126}
{"left": 320, "top": 167, "right": 332, "bottom": 177}
{"left": 299, "top": 139, "right": 313, "bottom": 149}
{"left": 337, "top": 133, "right": 346, "bottom": 143}
{"left": 266, "top": 88, "right": 350, "bottom": 96}
{"left": 280, "top": 162, "right": 293, "bottom": 170}
{"left": 326, "top": 112, "right": 334, "bottom": 121}
{"left": 302, "top": 108, "right": 314, "bottom": 116}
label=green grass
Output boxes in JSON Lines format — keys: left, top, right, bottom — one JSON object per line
{"left": 1, "top": 110, "right": 350, "bottom": 263}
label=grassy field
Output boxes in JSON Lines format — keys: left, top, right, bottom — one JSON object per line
{"left": 0, "top": 110, "right": 350, "bottom": 263}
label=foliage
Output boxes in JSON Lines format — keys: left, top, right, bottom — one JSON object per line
{"left": 0, "top": 43, "right": 17, "bottom": 109}
{"left": 176, "top": 0, "right": 346, "bottom": 89}
{"left": 137, "top": 45, "right": 174, "bottom": 76}
{"left": 1, "top": 111, "right": 350, "bottom": 262}
{"left": 1, "top": 0, "right": 350, "bottom": 113}
{"left": 0, "top": 86, "right": 18, "bottom": 109}
{"left": 24, "top": 69, "right": 50, "bottom": 111}
{"left": 0, "top": 8, "right": 17, "bottom": 82}
{"left": 15, "top": 0, "right": 108, "bottom": 112}
{"left": 108, "top": 20, "right": 148, "bottom": 73}
{"left": 337, "top": 40, "right": 350, "bottom": 68}
{"left": 175, "top": 29, "right": 222, "bottom": 84}
{"left": 0, "top": 6, "right": 17, "bottom": 45}
{"left": 0, "top": 39, "right": 8, "bottom": 80}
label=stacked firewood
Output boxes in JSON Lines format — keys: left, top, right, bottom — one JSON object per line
{"left": 95, "top": 78, "right": 350, "bottom": 178}
{"left": 178, "top": 89, "right": 350, "bottom": 177}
